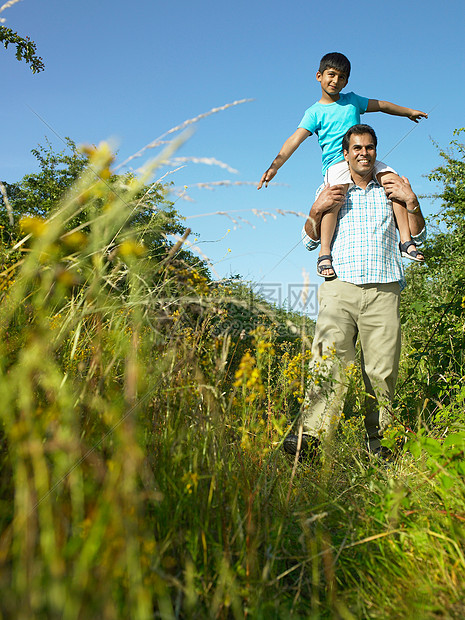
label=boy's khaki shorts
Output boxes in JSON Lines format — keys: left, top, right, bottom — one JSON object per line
{"left": 324, "top": 159, "right": 396, "bottom": 185}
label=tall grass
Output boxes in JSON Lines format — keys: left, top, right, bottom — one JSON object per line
{"left": 0, "top": 141, "right": 465, "bottom": 619}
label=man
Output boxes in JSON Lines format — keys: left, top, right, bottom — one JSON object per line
{"left": 283, "top": 124, "right": 426, "bottom": 459}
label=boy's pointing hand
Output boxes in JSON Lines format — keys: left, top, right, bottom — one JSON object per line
{"left": 408, "top": 109, "right": 428, "bottom": 123}
{"left": 257, "top": 167, "right": 277, "bottom": 189}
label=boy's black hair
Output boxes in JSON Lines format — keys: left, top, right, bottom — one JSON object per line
{"left": 319, "top": 52, "right": 351, "bottom": 78}
{"left": 342, "top": 124, "right": 378, "bottom": 153}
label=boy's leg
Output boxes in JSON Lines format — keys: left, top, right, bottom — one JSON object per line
{"left": 319, "top": 161, "right": 352, "bottom": 277}
{"left": 377, "top": 171, "right": 424, "bottom": 261}
{"left": 318, "top": 183, "right": 349, "bottom": 277}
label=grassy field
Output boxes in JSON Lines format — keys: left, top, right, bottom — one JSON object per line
{"left": 1, "top": 140, "right": 465, "bottom": 619}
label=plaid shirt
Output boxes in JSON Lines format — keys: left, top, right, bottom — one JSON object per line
{"left": 302, "top": 179, "right": 427, "bottom": 290}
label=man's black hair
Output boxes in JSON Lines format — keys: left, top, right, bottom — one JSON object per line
{"left": 319, "top": 52, "right": 351, "bottom": 78}
{"left": 342, "top": 124, "right": 378, "bottom": 153}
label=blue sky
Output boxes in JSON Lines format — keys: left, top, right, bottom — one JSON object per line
{"left": 2, "top": 0, "right": 465, "bottom": 316}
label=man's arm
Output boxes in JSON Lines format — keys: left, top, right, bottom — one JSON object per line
{"left": 303, "top": 184, "right": 346, "bottom": 242}
{"left": 366, "top": 99, "right": 428, "bottom": 123}
{"left": 382, "top": 176, "right": 425, "bottom": 236}
{"left": 257, "top": 128, "right": 311, "bottom": 189}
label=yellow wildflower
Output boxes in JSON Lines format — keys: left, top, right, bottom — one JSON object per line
{"left": 62, "top": 230, "right": 88, "bottom": 250}
{"left": 118, "top": 240, "right": 147, "bottom": 258}
{"left": 19, "top": 216, "right": 47, "bottom": 237}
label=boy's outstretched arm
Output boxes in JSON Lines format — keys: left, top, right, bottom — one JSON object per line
{"left": 366, "top": 99, "right": 428, "bottom": 123}
{"left": 257, "top": 128, "right": 311, "bottom": 189}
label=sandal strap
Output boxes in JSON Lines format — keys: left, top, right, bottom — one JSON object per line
{"left": 399, "top": 241, "right": 415, "bottom": 252}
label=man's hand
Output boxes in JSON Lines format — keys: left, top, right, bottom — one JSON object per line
{"left": 385, "top": 176, "right": 425, "bottom": 235}
{"left": 382, "top": 175, "right": 417, "bottom": 204}
{"left": 314, "top": 183, "right": 346, "bottom": 213}
{"left": 257, "top": 166, "right": 277, "bottom": 189}
{"left": 304, "top": 184, "right": 346, "bottom": 240}
{"left": 407, "top": 109, "right": 428, "bottom": 123}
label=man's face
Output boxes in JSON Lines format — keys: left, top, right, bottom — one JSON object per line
{"left": 343, "top": 133, "right": 377, "bottom": 177}
{"left": 316, "top": 67, "right": 348, "bottom": 97}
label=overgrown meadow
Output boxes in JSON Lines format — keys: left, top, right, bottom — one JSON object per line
{"left": 0, "top": 124, "right": 465, "bottom": 619}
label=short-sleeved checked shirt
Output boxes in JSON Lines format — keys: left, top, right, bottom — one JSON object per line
{"left": 301, "top": 179, "right": 427, "bottom": 290}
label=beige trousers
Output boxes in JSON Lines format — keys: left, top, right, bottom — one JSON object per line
{"left": 301, "top": 279, "right": 401, "bottom": 451}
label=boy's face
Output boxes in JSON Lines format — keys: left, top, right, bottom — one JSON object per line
{"left": 316, "top": 67, "right": 348, "bottom": 97}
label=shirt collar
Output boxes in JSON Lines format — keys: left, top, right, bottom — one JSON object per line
{"left": 347, "top": 175, "right": 380, "bottom": 191}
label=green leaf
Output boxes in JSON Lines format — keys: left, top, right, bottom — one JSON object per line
{"left": 443, "top": 432, "right": 465, "bottom": 448}
{"left": 422, "top": 437, "right": 442, "bottom": 457}
{"left": 438, "top": 472, "right": 456, "bottom": 490}
{"left": 406, "top": 440, "right": 421, "bottom": 459}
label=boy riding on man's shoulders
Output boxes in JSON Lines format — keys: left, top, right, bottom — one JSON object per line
{"left": 258, "top": 52, "right": 428, "bottom": 277}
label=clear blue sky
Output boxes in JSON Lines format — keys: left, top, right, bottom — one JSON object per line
{"left": 2, "top": 0, "right": 465, "bottom": 316}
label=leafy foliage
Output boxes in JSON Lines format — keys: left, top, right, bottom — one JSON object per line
{"left": 0, "top": 26, "right": 44, "bottom": 73}
{"left": 399, "top": 128, "right": 465, "bottom": 431}
{"left": 3, "top": 138, "right": 88, "bottom": 221}
{"left": 0, "top": 139, "right": 195, "bottom": 277}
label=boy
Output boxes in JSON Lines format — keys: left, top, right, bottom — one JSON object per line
{"left": 257, "top": 52, "right": 427, "bottom": 277}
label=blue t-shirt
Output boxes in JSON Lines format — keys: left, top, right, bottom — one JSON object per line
{"left": 298, "top": 92, "right": 369, "bottom": 175}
